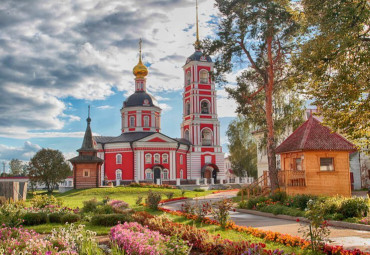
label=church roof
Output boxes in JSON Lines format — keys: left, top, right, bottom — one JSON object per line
{"left": 69, "top": 154, "right": 103, "bottom": 163}
{"left": 186, "top": 50, "right": 212, "bottom": 64}
{"left": 276, "top": 116, "right": 356, "bottom": 153}
{"left": 123, "top": 91, "right": 159, "bottom": 108}
{"left": 95, "top": 132, "right": 192, "bottom": 145}
{"left": 77, "top": 116, "right": 97, "bottom": 152}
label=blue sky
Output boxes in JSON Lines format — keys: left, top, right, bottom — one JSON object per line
{"left": 0, "top": 0, "right": 239, "bottom": 172}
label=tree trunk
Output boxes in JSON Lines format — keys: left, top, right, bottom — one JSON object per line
{"left": 266, "top": 35, "right": 279, "bottom": 192}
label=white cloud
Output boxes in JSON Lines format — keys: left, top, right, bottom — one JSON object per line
{"left": 0, "top": 141, "right": 41, "bottom": 161}
{"left": 158, "top": 103, "right": 172, "bottom": 113}
{"left": 97, "top": 105, "right": 114, "bottom": 110}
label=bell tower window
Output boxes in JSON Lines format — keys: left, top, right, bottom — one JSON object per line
{"left": 201, "top": 100, "right": 209, "bottom": 114}
{"left": 199, "top": 70, "right": 208, "bottom": 84}
{"left": 201, "top": 128, "right": 212, "bottom": 146}
{"left": 186, "top": 101, "right": 190, "bottom": 115}
{"left": 184, "top": 130, "right": 190, "bottom": 141}
{"left": 186, "top": 71, "right": 191, "bottom": 85}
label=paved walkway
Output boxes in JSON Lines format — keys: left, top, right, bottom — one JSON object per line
{"left": 163, "top": 191, "right": 370, "bottom": 252}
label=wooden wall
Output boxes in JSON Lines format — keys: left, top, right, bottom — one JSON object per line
{"left": 73, "top": 163, "right": 101, "bottom": 189}
{"left": 281, "top": 151, "right": 351, "bottom": 197}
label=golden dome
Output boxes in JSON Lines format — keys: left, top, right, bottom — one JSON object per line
{"left": 133, "top": 58, "right": 148, "bottom": 78}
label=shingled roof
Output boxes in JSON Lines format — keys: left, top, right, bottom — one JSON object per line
{"left": 276, "top": 116, "right": 356, "bottom": 153}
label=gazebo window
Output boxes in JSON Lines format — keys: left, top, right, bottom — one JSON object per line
{"left": 199, "top": 70, "right": 209, "bottom": 84}
{"left": 145, "top": 153, "right": 152, "bottom": 164}
{"left": 162, "top": 154, "right": 168, "bottom": 164}
{"left": 116, "top": 154, "right": 122, "bottom": 164}
{"left": 294, "top": 158, "right": 303, "bottom": 171}
{"left": 320, "top": 158, "right": 334, "bottom": 171}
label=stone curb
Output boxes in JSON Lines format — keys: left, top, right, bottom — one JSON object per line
{"left": 235, "top": 208, "right": 370, "bottom": 231}
{"left": 160, "top": 198, "right": 191, "bottom": 205}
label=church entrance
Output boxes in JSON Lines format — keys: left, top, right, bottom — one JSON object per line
{"left": 153, "top": 167, "right": 161, "bottom": 184}
{"left": 201, "top": 164, "right": 219, "bottom": 184}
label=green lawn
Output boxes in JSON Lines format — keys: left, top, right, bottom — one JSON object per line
{"left": 28, "top": 186, "right": 214, "bottom": 209}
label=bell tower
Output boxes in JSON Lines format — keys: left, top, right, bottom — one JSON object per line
{"left": 180, "top": 0, "right": 224, "bottom": 181}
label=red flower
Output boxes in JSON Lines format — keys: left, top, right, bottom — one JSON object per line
{"left": 296, "top": 219, "right": 300, "bottom": 222}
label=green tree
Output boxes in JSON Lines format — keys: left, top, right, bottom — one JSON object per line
{"left": 226, "top": 115, "right": 257, "bottom": 178}
{"left": 28, "top": 149, "right": 71, "bottom": 193}
{"left": 203, "top": 0, "right": 303, "bottom": 190}
{"left": 9, "top": 159, "right": 23, "bottom": 176}
{"left": 294, "top": 0, "right": 369, "bottom": 148}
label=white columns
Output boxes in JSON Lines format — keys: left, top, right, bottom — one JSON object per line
{"left": 170, "top": 151, "right": 176, "bottom": 180}
{"left": 176, "top": 178, "right": 181, "bottom": 186}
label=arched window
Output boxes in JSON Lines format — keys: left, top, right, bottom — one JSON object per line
{"left": 180, "top": 169, "right": 184, "bottom": 179}
{"left": 201, "top": 129, "right": 212, "bottom": 146}
{"left": 162, "top": 169, "right": 169, "bottom": 180}
{"left": 116, "top": 169, "right": 122, "bottom": 180}
{"left": 154, "top": 153, "right": 160, "bottom": 164}
{"left": 201, "top": 100, "right": 209, "bottom": 114}
{"left": 186, "top": 71, "right": 191, "bottom": 85}
{"left": 162, "top": 154, "right": 168, "bottom": 164}
{"left": 186, "top": 101, "right": 190, "bottom": 115}
{"left": 143, "top": 116, "right": 149, "bottom": 127}
{"left": 199, "top": 69, "right": 209, "bottom": 84}
{"left": 184, "top": 130, "right": 190, "bottom": 141}
{"left": 180, "top": 155, "right": 183, "bottom": 164}
{"left": 116, "top": 154, "right": 122, "bottom": 164}
{"left": 145, "top": 153, "right": 152, "bottom": 164}
{"left": 129, "top": 116, "right": 135, "bottom": 127}
{"left": 145, "top": 169, "right": 153, "bottom": 179}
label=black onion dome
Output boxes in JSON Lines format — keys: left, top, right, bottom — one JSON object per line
{"left": 124, "top": 91, "right": 158, "bottom": 107}
{"left": 185, "top": 50, "right": 212, "bottom": 64}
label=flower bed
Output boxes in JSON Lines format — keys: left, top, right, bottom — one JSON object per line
{"left": 212, "top": 189, "right": 240, "bottom": 194}
{"left": 157, "top": 207, "right": 369, "bottom": 255}
{"left": 110, "top": 222, "right": 190, "bottom": 255}
{"left": 160, "top": 197, "right": 188, "bottom": 203}
{"left": 132, "top": 211, "right": 285, "bottom": 255}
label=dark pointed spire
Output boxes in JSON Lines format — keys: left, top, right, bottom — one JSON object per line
{"left": 78, "top": 105, "right": 96, "bottom": 152}
{"left": 194, "top": 0, "right": 201, "bottom": 50}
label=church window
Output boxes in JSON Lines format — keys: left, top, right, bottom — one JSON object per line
{"left": 201, "top": 129, "right": 212, "bottom": 146}
{"left": 154, "top": 154, "right": 160, "bottom": 164}
{"left": 201, "top": 100, "right": 210, "bottom": 114}
{"left": 205, "top": 155, "right": 212, "bottom": 163}
{"left": 130, "top": 116, "right": 135, "bottom": 127}
{"left": 145, "top": 169, "right": 153, "bottom": 179}
{"left": 186, "top": 101, "right": 190, "bottom": 115}
{"left": 116, "top": 169, "right": 122, "bottom": 180}
{"left": 180, "top": 169, "right": 184, "bottom": 179}
{"left": 184, "top": 130, "right": 190, "bottom": 141}
{"left": 143, "top": 116, "right": 149, "bottom": 127}
{"left": 145, "top": 153, "right": 152, "bottom": 164}
{"left": 186, "top": 71, "right": 191, "bottom": 85}
{"left": 162, "top": 154, "right": 168, "bottom": 164}
{"left": 162, "top": 169, "right": 169, "bottom": 180}
{"left": 83, "top": 169, "right": 90, "bottom": 178}
{"left": 199, "top": 70, "right": 209, "bottom": 84}
{"left": 116, "top": 154, "right": 122, "bottom": 164}
{"left": 155, "top": 117, "right": 159, "bottom": 128}
{"left": 180, "top": 154, "right": 183, "bottom": 164}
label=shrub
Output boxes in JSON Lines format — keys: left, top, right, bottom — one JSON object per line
{"left": 244, "top": 196, "right": 269, "bottom": 209}
{"left": 319, "top": 196, "right": 342, "bottom": 215}
{"left": 181, "top": 189, "right": 186, "bottom": 197}
{"left": 23, "top": 212, "right": 48, "bottom": 225}
{"left": 292, "top": 194, "right": 317, "bottom": 210}
{"left": 165, "top": 192, "right": 174, "bottom": 200}
{"left": 108, "top": 200, "right": 129, "bottom": 213}
{"left": 181, "top": 200, "right": 195, "bottom": 214}
{"left": 0, "top": 196, "right": 6, "bottom": 205}
{"left": 146, "top": 190, "right": 162, "bottom": 210}
{"left": 48, "top": 212, "right": 64, "bottom": 223}
{"left": 269, "top": 190, "right": 288, "bottom": 203}
{"left": 96, "top": 204, "right": 114, "bottom": 214}
{"left": 193, "top": 188, "right": 205, "bottom": 192}
{"left": 136, "top": 195, "right": 143, "bottom": 205}
{"left": 211, "top": 199, "right": 233, "bottom": 228}
{"left": 61, "top": 213, "right": 81, "bottom": 223}
{"left": 30, "top": 193, "right": 62, "bottom": 208}
{"left": 340, "top": 197, "right": 369, "bottom": 218}
{"left": 82, "top": 198, "right": 100, "bottom": 213}
{"left": 91, "top": 213, "right": 133, "bottom": 226}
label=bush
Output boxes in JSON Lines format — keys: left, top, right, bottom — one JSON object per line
{"left": 292, "top": 194, "right": 317, "bottom": 210}
{"left": 269, "top": 190, "right": 288, "bottom": 203}
{"left": 60, "top": 213, "right": 81, "bottom": 223}
{"left": 244, "top": 196, "right": 269, "bottom": 209}
{"left": 48, "top": 212, "right": 64, "bottom": 223}
{"left": 82, "top": 198, "right": 100, "bottom": 213}
{"left": 30, "top": 193, "right": 62, "bottom": 208}
{"left": 0, "top": 196, "right": 6, "bottom": 205}
{"left": 146, "top": 190, "right": 162, "bottom": 210}
{"left": 95, "top": 204, "right": 114, "bottom": 214}
{"left": 340, "top": 197, "right": 369, "bottom": 218}
{"left": 165, "top": 192, "right": 174, "bottom": 200}
{"left": 135, "top": 195, "right": 143, "bottom": 205}
{"left": 23, "top": 212, "right": 48, "bottom": 225}
{"left": 91, "top": 213, "right": 133, "bottom": 226}
{"left": 193, "top": 188, "right": 205, "bottom": 192}
{"left": 259, "top": 204, "right": 305, "bottom": 217}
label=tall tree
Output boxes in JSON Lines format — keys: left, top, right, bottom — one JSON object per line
{"left": 294, "top": 0, "right": 369, "bottom": 148}
{"left": 9, "top": 159, "right": 23, "bottom": 176}
{"left": 28, "top": 149, "right": 71, "bottom": 193}
{"left": 226, "top": 115, "right": 257, "bottom": 178}
{"left": 203, "top": 0, "right": 302, "bottom": 190}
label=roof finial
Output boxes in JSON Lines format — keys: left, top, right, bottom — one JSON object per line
{"left": 87, "top": 105, "right": 91, "bottom": 123}
{"left": 139, "top": 38, "right": 142, "bottom": 63}
{"left": 195, "top": 0, "right": 200, "bottom": 50}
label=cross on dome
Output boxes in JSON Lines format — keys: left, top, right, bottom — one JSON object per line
{"left": 133, "top": 38, "right": 148, "bottom": 78}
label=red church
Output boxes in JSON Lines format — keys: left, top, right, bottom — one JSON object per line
{"left": 71, "top": 36, "right": 225, "bottom": 188}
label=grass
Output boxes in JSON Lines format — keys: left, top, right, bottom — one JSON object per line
{"left": 24, "top": 222, "right": 111, "bottom": 235}
{"left": 27, "top": 186, "right": 215, "bottom": 208}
